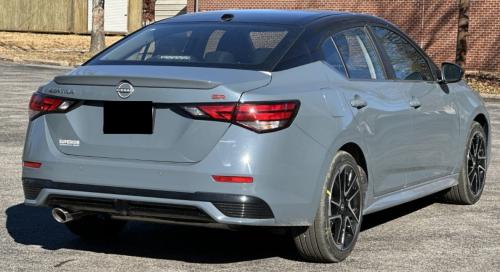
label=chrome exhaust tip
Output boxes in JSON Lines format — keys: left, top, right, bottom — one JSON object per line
{"left": 51, "top": 207, "right": 80, "bottom": 223}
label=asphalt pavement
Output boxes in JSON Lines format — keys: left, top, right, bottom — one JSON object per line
{"left": 0, "top": 61, "right": 499, "bottom": 271}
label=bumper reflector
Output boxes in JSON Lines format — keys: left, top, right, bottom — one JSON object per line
{"left": 23, "top": 161, "right": 42, "bottom": 168}
{"left": 212, "top": 175, "right": 253, "bottom": 183}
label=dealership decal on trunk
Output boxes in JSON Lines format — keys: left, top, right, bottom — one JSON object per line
{"left": 59, "top": 139, "right": 80, "bottom": 147}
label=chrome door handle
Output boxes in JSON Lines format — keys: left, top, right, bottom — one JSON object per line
{"left": 350, "top": 95, "right": 367, "bottom": 109}
{"left": 409, "top": 96, "right": 421, "bottom": 109}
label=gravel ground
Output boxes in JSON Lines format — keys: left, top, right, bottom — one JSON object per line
{"left": 0, "top": 61, "right": 499, "bottom": 271}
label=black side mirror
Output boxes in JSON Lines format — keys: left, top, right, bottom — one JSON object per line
{"left": 440, "top": 62, "right": 464, "bottom": 83}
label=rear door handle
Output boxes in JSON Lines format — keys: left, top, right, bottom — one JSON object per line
{"left": 350, "top": 95, "right": 367, "bottom": 109}
{"left": 409, "top": 96, "right": 421, "bottom": 109}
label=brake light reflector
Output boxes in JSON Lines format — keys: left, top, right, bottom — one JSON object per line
{"left": 23, "top": 161, "right": 42, "bottom": 168}
{"left": 181, "top": 101, "right": 299, "bottom": 133}
{"left": 212, "top": 175, "right": 253, "bottom": 183}
{"left": 29, "top": 93, "right": 75, "bottom": 119}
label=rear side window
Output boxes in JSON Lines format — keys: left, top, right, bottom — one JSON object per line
{"left": 88, "top": 23, "right": 300, "bottom": 71}
{"left": 372, "top": 27, "right": 433, "bottom": 81}
{"left": 321, "top": 38, "right": 347, "bottom": 76}
{"left": 333, "top": 28, "right": 386, "bottom": 80}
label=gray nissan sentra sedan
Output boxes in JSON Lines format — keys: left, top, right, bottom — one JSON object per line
{"left": 22, "top": 10, "right": 490, "bottom": 262}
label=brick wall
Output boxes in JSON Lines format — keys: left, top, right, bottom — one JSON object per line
{"left": 187, "top": 0, "right": 500, "bottom": 72}
{"left": 469, "top": 0, "right": 500, "bottom": 72}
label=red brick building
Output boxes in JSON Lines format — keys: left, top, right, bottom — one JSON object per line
{"left": 186, "top": 0, "right": 500, "bottom": 73}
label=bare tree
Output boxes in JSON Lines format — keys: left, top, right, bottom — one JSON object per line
{"left": 90, "top": 0, "right": 105, "bottom": 54}
{"left": 456, "top": 0, "right": 470, "bottom": 68}
{"left": 143, "top": 0, "right": 157, "bottom": 26}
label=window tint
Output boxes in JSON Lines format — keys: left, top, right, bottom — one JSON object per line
{"left": 249, "top": 31, "right": 288, "bottom": 64}
{"left": 89, "top": 23, "right": 300, "bottom": 71}
{"left": 274, "top": 28, "right": 323, "bottom": 71}
{"left": 333, "top": 28, "right": 386, "bottom": 80}
{"left": 204, "top": 30, "right": 226, "bottom": 57}
{"left": 321, "top": 38, "right": 346, "bottom": 76}
{"left": 372, "top": 27, "right": 433, "bottom": 81}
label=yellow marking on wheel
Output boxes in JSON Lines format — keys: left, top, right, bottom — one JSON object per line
{"left": 326, "top": 190, "right": 331, "bottom": 196}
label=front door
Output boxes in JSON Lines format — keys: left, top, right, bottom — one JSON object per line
{"left": 370, "top": 26, "right": 460, "bottom": 186}
{"left": 407, "top": 82, "right": 460, "bottom": 185}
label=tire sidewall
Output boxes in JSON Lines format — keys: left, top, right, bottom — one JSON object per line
{"left": 317, "top": 151, "right": 364, "bottom": 261}
{"left": 459, "top": 122, "right": 487, "bottom": 204}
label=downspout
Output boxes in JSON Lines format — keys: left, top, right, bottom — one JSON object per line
{"left": 421, "top": 0, "right": 425, "bottom": 48}
{"left": 194, "top": 0, "right": 199, "bottom": 12}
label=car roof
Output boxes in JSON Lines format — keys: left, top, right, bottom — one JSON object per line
{"left": 159, "top": 9, "right": 363, "bottom": 26}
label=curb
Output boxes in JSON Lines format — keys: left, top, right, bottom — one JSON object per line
{"left": 479, "top": 93, "right": 500, "bottom": 101}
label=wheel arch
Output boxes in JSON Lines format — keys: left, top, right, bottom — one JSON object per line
{"left": 473, "top": 113, "right": 489, "bottom": 143}
{"left": 339, "top": 142, "right": 368, "bottom": 183}
{"left": 308, "top": 138, "right": 371, "bottom": 223}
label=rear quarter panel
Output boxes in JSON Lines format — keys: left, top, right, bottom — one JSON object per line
{"left": 241, "top": 62, "right": 368, "bottom": 221}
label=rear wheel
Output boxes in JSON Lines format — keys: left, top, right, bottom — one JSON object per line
{"left": 441, "top": 121, "right": 487, "bottom": 204}
{"left": 293, "top": 151, "right": 364, "bottom": 262}
{"left": 65, "top": 214, "right": 127, "bottom": 240}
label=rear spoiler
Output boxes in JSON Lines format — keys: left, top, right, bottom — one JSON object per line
{"left": 54, "top": 75, "right": 221, "bottom": 89}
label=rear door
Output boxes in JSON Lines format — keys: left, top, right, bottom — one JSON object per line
{"left": 370, "top": 26, "right": 460, "bottom": 186}
{"left": 322, "top": 27, "right": 413, "bottom": 196}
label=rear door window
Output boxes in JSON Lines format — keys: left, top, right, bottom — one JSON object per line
{"left": 372, "top": 26, "right": 433, "bottom": 81}
{"left": 321, "top": 38, "right": 347, "bottom": 76}
{"left": 333, "top": 27, "right": 386, "bottom": 80}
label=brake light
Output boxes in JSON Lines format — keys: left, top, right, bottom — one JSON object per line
{"left": 235, "top": 102, "right": 297, "bottom": 132}
{"left": 198, "top": 104, "right": 236, "bottom": 121}
{"left": 181, "top": 101, "right": 299, "bottom": 133}
{"left": 29, "top": 93, "right": 75, "bottom": 119}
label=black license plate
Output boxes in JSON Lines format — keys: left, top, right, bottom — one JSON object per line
{"left": 103, "top": 102, "right": 154, "bottom": 134}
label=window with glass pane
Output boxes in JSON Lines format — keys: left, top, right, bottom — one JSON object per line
{"left": 91, "top": 23, "right": 299, "bottom": 71}
{"left": 333, "top": 28, "right": 386, "bottom": 80}
{"left": 321, "top": 38, "right": 346, "bottom": 76}
{"left": 372, "top": 27, "right": 432, "bottom": 81}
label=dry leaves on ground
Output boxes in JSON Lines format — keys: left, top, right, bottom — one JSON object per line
{"left": 0, "top": 31, "right": 122, "bottom": 66}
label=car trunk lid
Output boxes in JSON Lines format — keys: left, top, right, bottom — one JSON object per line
{"left": 40, "top": 65, "right": 271, "bottom": 163}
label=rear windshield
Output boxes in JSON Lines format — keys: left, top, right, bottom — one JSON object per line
{"left": 87, "top": 23, "right": 302, "bottom": 71}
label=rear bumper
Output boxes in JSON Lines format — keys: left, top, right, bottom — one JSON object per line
{"left": 22, "top": 115, "right": 328, "bottom": 226}
{"left": 23, "top": 178, "right": 274, "bottom": 225}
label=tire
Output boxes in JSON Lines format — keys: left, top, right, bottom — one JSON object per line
{"left": 65, "top": 214, "right": 127, "bottom": 240}
{"left": 293, "top": 151, "right": 365, "bottom": 262}
{"left": 441, "top": 121, "right": 487, "bottom": 205}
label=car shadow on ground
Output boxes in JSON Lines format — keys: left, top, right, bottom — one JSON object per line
{"left": 5, "top": 195, "right": 437, "bottom": 263}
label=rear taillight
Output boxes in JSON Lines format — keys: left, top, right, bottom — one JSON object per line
{"left": 29, "top": 93, "right": 75, "bottom": 119}
{"left": 235, "top": 102, "right": 298, "bottom": 132}
{"left": 181, "top": 101, "right": 299, "bottom": 133}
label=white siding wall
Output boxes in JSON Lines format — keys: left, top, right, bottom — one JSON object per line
{"left": 88, "top": 0, "right": 128, "bottom": 33}
{"left": 155, "top": 0, "right": 187, "bottom": 21}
